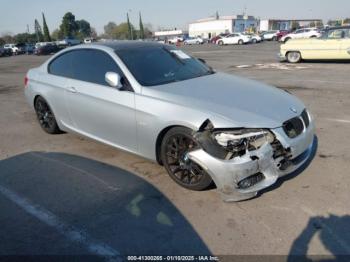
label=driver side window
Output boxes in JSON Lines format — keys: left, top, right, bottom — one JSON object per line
{"left": 70, "top": 49, "right": 124, "bottom": 86}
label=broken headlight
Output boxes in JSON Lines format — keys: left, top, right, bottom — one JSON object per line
{"left": 212, "top": 129, "right": 275, "bottom": 159}
{"left": 193, "top": 119, "right": 275, "bottom": 160}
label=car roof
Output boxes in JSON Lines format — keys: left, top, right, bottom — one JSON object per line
{"left": 94, "top": 41, "right": 164, "bottom": 51}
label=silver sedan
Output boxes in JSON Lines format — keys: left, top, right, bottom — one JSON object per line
{"left": 24, "top": 42, "right": 316, "bottom": 202}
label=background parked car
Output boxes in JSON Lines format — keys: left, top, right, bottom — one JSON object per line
{"left": 280, "top": 26, "right": 350, "bottom": 63}
{"left": 3, "top": 44, "right": 19, "bottom": 55}
{"left": 84, "top": 37, "right": 96, "bottom": 44}
{"left": 210, "top": 33, "right": 229, "bottom": 44}
{"left": 261, "top": 30, "right": 279, "bottom": 41}
{"left": 57, "top": 37, "right": 81, "bottom": 46}
{"left": 184, "top": 37, "right": 204, "bottom": 45}
{"left": 276, "top": 30, "right": 291, "bottom": 41}
{"left": 14, "top": 43, "right": 27, "bottom": 55}
{"left": 217, "top": 33, "right": 251, "bottom": 45}
{"left": 0, "top": 47, "right": 12, "bottom": 57}
{"left": 168, "top": 36, "right": 184, "bottom": 44}
{"left": 280, "top": 28, "right": 321, "bottom": 42}
{"left": 34, "top": 44, "right": 59, "bottom": 55}
{"left": 243, "top": 33, "right": 262, "bottom": 43}
{"left": 24, "top": 44, "right": 35, "bottom": 54}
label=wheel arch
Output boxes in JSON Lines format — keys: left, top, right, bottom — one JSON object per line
{"left": 155, "top": 125, "right": 192, "bottom": 165}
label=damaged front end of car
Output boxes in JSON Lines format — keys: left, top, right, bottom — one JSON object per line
{"left": 188, "top": 116, "right": 316, "bottom": 202}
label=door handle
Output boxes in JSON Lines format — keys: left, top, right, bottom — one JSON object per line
{"left": 67, "top": 87, "right": 77, "bottom": 93}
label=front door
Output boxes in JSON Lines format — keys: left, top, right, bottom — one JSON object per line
{"left": 64, "top": 49, "right": 137, "bottom": 151}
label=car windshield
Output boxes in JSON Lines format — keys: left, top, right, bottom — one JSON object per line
{"left": 116, "top": 45, "right": 214, "bottom": 86}
{"left": 322, "top": 28, "right": 350, "bottom": 39}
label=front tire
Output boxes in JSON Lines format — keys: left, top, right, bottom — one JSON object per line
{"left": 218, "top": 40, "right": 224, "bottom": 46}
{"left": 286, "top": 51, "right": 302, "bottom": 63}
{"left": 34, "top": 96, "right": 61, "bottom": 134}
{"left": 161, "top": 127, "right": 213, "bottom": 191}
{"left": 238, "top": 39, "right": 244, "bottom": 45}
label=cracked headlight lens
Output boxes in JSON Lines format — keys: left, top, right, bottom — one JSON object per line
{"left": 213, "top": 129, "right": 275, "bottom": 151}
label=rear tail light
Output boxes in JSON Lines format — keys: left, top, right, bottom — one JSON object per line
{"left": 24, "top": 75, "right": 29, "bottom": 87}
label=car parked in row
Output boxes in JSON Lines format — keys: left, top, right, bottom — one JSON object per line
{"left": 280, "top": 28, "right": 321, "bottom": 42}
{"left": 3, "top": 44, "right": 20, "bottom": 55}
{"left": 276, "top": 30, "right": 291, "bottom": 41}
{"left": 24, "top": 44, "right": 35, "bottom": 55}
{"left": 184, "top": 37, "right": 204, "bottom": 45}
{"left": 243, "top": 33, "right": 262, "bottom": 43}
{"left": 84, "top": 37, "right": 97, "bottom": 44}
{"left": 0, "top": 47, "right": 12, "bottom": 57}
{"left": 261, "top": 30, "right": 279, "bottom": 41}
{"left": 280, "top": 26, "right": 350, "bottom": 63}
{"left": 57, "top": 37, "right": 81, "bottom": 46}
{"left": 34, "top": 43, "right": 59, "bottom": 56}
{"left": 217, "top": 33, "right": 251, "bottom": 45}
{"left": 168, "top": 36, "right": 184, "bottom": 45}
{"left": 210, "top": 33, "right": 229, "bottom": 44}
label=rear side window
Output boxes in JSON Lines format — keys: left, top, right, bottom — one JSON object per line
{"left": 48, "top": 51, "right": 75, "bottom": 78}
{"left": 70, "top": 49, "right": 123, "bottom": 86}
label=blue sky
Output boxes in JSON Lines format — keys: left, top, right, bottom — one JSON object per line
{"left": 1, "top": 0, "right": 349, "bottom": 35}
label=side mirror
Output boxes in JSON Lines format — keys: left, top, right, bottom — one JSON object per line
{"left": 105, "top": 72, "right": 123, "bottom": 89}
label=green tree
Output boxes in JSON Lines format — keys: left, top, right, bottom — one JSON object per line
{"left": 127, "top": 13, "right": 133, "bottom": 40}
{"left": 14, "top": 33, "right": 37, "bottom": 44}
{"left": 139, "top": 12, "right": 145, "bottom": 39}
{"left": 34, "top": 19, "right": 44, "bottom": 42}
{"left": 51, "top": 28, "right": 63, "bottom": 41}
{"left": 104, "top": 22, "right": 117, "bottom": 38}
{"left": 60, "top": 12, "right": 77, "bottom": 37}
{"left": 76, "top": 19, "right": 91, "bottom": 38}
{"left": 114, "top": 23, "right": 133, "bottom": 39}
{"left": 42, "top": 12, "right": 51, "bottom": 42}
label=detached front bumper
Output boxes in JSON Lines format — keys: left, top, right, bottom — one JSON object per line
{"left": 188, "top": 121, "right": 316, "bottom": 202}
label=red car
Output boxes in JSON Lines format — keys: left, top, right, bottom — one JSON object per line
{"left": 210, "top": 33, "right": 229, "bottom": 44}
{"left": 276, "top": 30, "right": 291, "bottom": 41}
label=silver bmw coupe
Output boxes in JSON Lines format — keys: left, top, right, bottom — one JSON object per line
{"left": 24, "top": 41, "right": 316, "bottom": 202}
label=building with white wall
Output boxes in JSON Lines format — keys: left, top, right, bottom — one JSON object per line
{"left": 189, "top": 15, "right": 259, "bottom": 39}
{"left": 154, "top": 30, "right": 188, "bottom": 40}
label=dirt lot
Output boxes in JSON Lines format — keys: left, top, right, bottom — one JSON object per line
{"left": 0, "top": 42, "right": 350, "bottom": 260}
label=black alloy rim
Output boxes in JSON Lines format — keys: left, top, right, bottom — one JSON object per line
{"left": 35, "top": 99, "right": 55, "bottom": 131}
{"left": 164, "top": 134, "right": 206, "bottom": 185}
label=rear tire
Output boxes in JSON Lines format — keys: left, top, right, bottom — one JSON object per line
{"left": 161, "top": 127, "right": 213, "bottom": 191}
{"left": 286, "top": 51, "right": 302, "bottom": 63}
{"left": 272, "top": 36, "right": 277, "bottom": 41}
{"left": 34, "top": 96, "right": 62, "bottom": 134}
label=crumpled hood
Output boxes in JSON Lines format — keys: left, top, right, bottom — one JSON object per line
{"left": 142, "top": 72, "right": 305, "bottom": 128}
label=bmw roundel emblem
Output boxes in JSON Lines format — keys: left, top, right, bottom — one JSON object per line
{"left": 290, "top": 107, "right": 298, "bottom": 114}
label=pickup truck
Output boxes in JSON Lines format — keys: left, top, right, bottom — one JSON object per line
{"left": 57, "top": 37, "right": 81, "bottom": 46}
